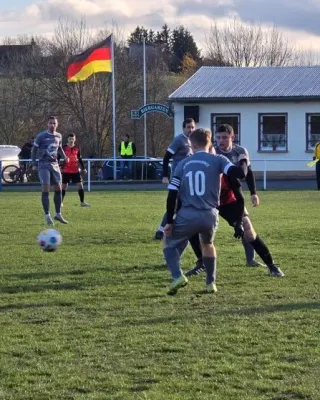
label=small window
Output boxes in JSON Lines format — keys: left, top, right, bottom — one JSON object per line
{"left": 306, "top": 114, "right": 320, "bottom": 151}
{"left": 212, "top": 114, "right": 240, "bottom": 145}
{"left": 258, "top": 114, "right": 287, "bottom": 152}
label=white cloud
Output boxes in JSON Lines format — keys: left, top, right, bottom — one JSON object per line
{"left": 0, "top": 0, "right": 320, "bottom": 54}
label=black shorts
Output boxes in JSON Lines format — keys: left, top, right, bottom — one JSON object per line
{"left": 218, "top": 201, "right": 248, "bottom": 226}
{"left": 62, "top": 172, "right": 82, "bottom": 184}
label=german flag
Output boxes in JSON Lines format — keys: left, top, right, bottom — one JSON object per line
{"left": 67, "top": 36, "right": 112, "bottom": 82}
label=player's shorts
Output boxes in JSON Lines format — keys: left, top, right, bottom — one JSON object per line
{"left": 38, "top": 163, "right": 62, "bottom": 186}
{"left": 62, "top": 172, "right": 82, "bottom": 184}
{"left": 218, "top": 201, "right": 249, "bottom": 226}
{"left": 165, "top": 207, "right": 219, "bottom": 249}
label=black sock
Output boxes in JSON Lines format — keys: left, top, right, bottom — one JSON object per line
{"left": 41, "top": 192, "right": 49, "bottom": 214}
{"left": 250, "top": 236, "right": 273, "bottom": 265}
{"left": 78, "top": 189, "right": 84, "bottom": 202}
{"left": 62, "top": 189, "right": 66, "bottom": 201}
{"left": 54, "top": 190, "right": 62, "bottom": 214}
{"left": 188, "top": 234, "right": 202, "bottom": 261}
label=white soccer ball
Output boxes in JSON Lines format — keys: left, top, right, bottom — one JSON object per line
{"left": 37, "top": 229, "right": 62, "bottom": 252}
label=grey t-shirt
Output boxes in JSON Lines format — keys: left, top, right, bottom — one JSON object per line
{"left": 215, "top": 144, "right": 250, "bottom": 166}
{"left": 168, "top": 151, "right": 234, "bottom": 210}
{"left": 167, "top": 133, "right": 192, "bottom": 173}
{"left": 33, "top": 130, "right": 63, "bottom": 166}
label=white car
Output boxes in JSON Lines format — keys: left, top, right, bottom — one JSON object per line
{"left": 0, "top": 145, "right": 21, "bottom": 181}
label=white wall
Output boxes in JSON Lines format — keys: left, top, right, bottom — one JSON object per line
{"left": 172, "top": 101, "right": 319, "bottom": 171}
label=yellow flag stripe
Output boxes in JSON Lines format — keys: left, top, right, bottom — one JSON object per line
{"left": 68, "top": 60, "right": 112, "bottom": 82}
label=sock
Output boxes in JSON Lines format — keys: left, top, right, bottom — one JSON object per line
{"left": 203, "top": 257, "right": 216, "bottom": 285}
{"left": 78, "top": 189, "right": 84, "bottom": 202}
{"left": 159, "top": 212, "right": 168, "bottom": 229}
{"left": 54, "top": 190, "right": 62, "bottom": 214}
{"left": 163, "top": 247, "right": 183, "bottom": 280}
{"left": 250, "top": 236, "right": 273, "bottom": 265}
{"left": 242, "top": 237, "right": 255, "bottom": 263}
{"left": 62, "top": 189, "right": 66, "bottom": 201}
{"left": 41, "top": 192, "right": 50, "bottom": 214}
{"left": 188, "top": 234, "right": 202, "bottom": 261}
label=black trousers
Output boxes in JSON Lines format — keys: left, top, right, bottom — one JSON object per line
{"left": 316, "top": 161, "right": 320, "bottom": 190}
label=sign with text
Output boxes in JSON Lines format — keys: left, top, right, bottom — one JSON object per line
{"left": 131, "top": 103, "right": 173, "bottom": 119}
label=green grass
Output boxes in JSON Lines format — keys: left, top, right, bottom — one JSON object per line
{"left": 0, "top": 190, "right": 319, "bottom": 400}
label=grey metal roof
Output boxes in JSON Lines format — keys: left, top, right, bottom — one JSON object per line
{"left": 169, "top": 66, "right": 320, "bottom": 102}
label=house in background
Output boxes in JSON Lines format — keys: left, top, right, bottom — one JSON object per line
{"left": 169, "top": 66, "right": 320, "bottom": 172}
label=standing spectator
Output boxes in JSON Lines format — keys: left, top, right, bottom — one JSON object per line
{"left": 313, "top": 141, "right": 320, "bottom": 190}
{"left": 118, "top": 134, "right": 136, "bottom": 180}
{"left": 18, "top": 137, "right": 34, "bottom": 181}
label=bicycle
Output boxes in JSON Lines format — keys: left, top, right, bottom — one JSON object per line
{"left": 1, "top": 162, "right": 39, "bottom": 184}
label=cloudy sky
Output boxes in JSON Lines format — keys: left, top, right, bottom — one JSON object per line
{"left": 1, "top": 0, "right": 320, "bottom": 52}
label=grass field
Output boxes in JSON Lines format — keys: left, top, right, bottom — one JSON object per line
{"left": 0, "top": 190, "right": 319, "bottom": 400}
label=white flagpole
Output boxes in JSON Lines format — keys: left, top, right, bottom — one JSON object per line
{"left": 143, "top": 37, "right": 147, "bottom": 159}
{"left": 111, "top": 35, "right": 117, "bottom": 180}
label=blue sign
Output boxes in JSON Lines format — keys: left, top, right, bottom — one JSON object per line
{"left": 131, "top": 103, "right": 173, "bottom": 119}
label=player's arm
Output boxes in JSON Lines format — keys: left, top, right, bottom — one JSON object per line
{"left": 163, "top": 137, "right": 181, "bottom": 180}
{"left": 58, "top": 144, "right": 67, "bottom": 162}
{"left": 31, "top": 134, "right": 41, "bottom": 167}
{"left": 245, "top": 166, "right": 257, "bottom": 195}
{"left": 225, "top": 157, "right": 248, "bottom": 180}
{"left": 77, "top": 148, "right": 86, "bottom": 171}
{"left": 162, "top": 151, "right": 173, "bottom": 179}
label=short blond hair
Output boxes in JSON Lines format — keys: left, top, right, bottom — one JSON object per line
{"left": 189, "top": 128, "right": 212, "bottom": 147}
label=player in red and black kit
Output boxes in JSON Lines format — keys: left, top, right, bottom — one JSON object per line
{"left": 61, "top": 133, "right": 91, "bottom": 207}
{"left": 219, "top": 174, "right": 284, "bottom": 276}
{"left": 187, "top": 172, "right": 284, "bottom": 277}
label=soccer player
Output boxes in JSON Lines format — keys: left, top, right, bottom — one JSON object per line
{"left": 215, "top": 124, "right": 264, "bottom": 267}
{"left": 154, "top": 118, "right": 195, "bottom": 241}
{"left": 31, "top": 116, "right": 68, "bottom": 225}
{"left": 186, "top": 164, "right": 284, "bottom": 278}
{"left": 220, "top": 175, "right": 284, "bottom": 276}
{"left": 163, "top": 128, "right": 249, "bottom": 295}
{"left": 61, "top": 133, "right": 91, "bottom": 207}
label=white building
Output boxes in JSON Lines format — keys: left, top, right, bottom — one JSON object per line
{"left": 169, "top": 66, "right": 320, "bottom": 172}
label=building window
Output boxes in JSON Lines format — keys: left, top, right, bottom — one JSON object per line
{"left": 258, "top": 113, "right": 287, "bottom": 152}
{"left": 212, "top": 114, "right": 240, "bottom": 145}
{"left": 306, "top": 114, "right": 320, "bottom": 151}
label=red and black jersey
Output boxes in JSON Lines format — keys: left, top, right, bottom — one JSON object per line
{"left": 220, "top": 175, "right": 237, "bottom": 206}
{"left": 62, "top": 145, "right": 84, "bottom": 173}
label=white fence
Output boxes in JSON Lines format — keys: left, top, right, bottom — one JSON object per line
{"left": 0, "top": 158, "right": 315, "bottom": 192}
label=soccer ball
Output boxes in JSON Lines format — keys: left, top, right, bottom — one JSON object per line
{"left": 37, "top": 229, "right": 62, "bottom": 252}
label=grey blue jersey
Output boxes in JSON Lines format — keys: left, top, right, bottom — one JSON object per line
{"left": 215, "top": 144, "right": 250, "bottom": 167}
{"left": 167, "top": 133, "right": 192, "bottom": 173}
{"left": 33, "top": 130, "right": 63, "bottom": 166}
{"left": 168, "top": 151, "right": 234, "bottom": 210}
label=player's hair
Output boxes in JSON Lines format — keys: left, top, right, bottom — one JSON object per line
{"left": 189, "top": 128, "right": 212, "bottom": 147}
{"left": 217, "top": 124, "right": 234, "bottom": 135}
{"left": 124, "top": 134, "right": 130, "bottom": 139}
{"left": 68, "top": 133, "right": 76, "bottom": 138}
{"left": 182, "top": 118, "right": 195, "bottom": 128}
{"left": 48, "top": 116, "right": 58, "bottom": 121}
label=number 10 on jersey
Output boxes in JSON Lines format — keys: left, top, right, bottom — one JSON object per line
{"left": 186, "top": 171, "right": 206, "bottom": 196}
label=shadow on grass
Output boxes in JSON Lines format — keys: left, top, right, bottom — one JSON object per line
{"left": 216, "top": 302, "right": 320, "bottom": 316}
{"left": 0, "top": 282, "right": 85, "bottom": 294}
{"left": 5, "top": 269, "right": 86, "bottom": 280}
{"left": 114, "top": 301, "right": 320, "bottom": 327}
{"left": 0, "top": 301, "right": 74, "bottom": 312}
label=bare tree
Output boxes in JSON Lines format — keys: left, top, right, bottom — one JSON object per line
{"left": 205, "top": 19, "right": 294, "bottom": 67}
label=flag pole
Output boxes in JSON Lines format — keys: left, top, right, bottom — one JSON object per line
{"left": 143, "top": 36, "right": 147, "bottom": 160}
{"left": 111, "top": 35, "right": 117, "bottom": 180}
